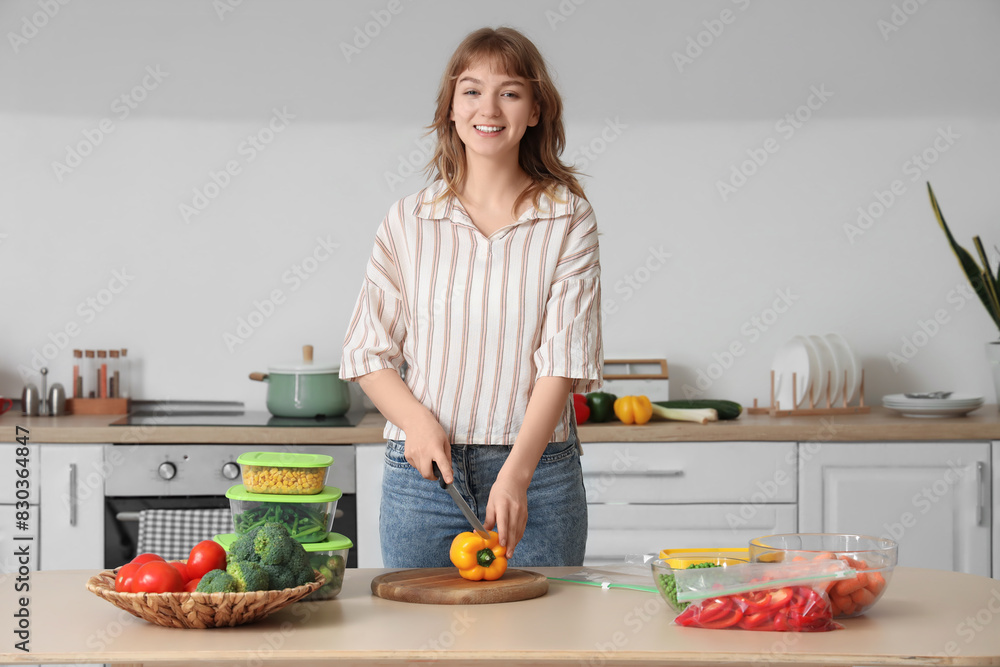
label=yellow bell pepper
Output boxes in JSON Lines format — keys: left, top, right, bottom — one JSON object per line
{"left": 449, "top": 530, "right": 508, "bottom": 581}
{"left": 613, "top": 395, "right": 653, "bottom": 425}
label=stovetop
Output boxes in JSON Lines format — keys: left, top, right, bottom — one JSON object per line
{"left": 110, "top": 410, "right": 361, "bottom": 428}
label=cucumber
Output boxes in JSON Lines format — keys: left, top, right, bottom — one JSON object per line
{"left": 653, "top": 400, "right": 742, "bottom": 420}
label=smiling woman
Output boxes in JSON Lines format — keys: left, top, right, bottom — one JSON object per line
{"left": 340, "top": 26, "right": 603, "bottom": 570}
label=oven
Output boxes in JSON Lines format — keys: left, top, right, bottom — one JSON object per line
{"left": 103, "top": 442, "right": 357, "bottom": 568}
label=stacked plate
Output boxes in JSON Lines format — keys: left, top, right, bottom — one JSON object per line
{"left": 772, "top": 333, "right": 861, "bottom": 409}
{"left": 882, "top": 394, "right": 984, "bottom": 418}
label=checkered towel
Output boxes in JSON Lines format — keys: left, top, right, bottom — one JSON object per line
{"left": 136, "top": 509, "right": 234, "bottom": 561}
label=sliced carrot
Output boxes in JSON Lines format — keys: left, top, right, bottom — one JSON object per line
{"left": 855, "top": 571, "right": 870, "bottom": 587}
{"left": 851, "top": 587, "right": 876, "bottom": 609}
{"left": 834, "top": 577, "right": 865, "bottom": 596}
{"left": 832, "top": 594, "right": 855, "bottom": 615}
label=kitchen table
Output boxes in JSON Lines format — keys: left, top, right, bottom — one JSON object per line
{"left": 1, "top": 566, "right": 998, "bottom": 666}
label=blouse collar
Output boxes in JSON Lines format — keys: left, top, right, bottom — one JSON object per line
{"left": 412, "top": 179, "right": 575, "bottom": 225}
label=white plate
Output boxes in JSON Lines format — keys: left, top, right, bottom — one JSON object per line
{"left": 883, "top": 404, "right": 984, "bottom": 418}
{"left": 825, "top": 333, "right": 860, "bottom": 403}
{"left": 773, "top": 336, "right": 811, "bottom": 409}
{"left": 883, "top": 394, "right": 984, "bottom": 409}
{"left": 809, "top": 334, "right": 842, "bottom": 405}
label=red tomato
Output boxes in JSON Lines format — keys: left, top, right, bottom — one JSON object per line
{"left": 184, "top": 577, "right": 201, "bottom": 593}
{"left": 133, "top": 561, "right": 184, "bottom": 593}
{"left": 114, "top": 562, "right": 142, "bottom": 593}
{"left": 131, "top": 553, "right": 165, "bottom": 566}
{"left": 186, "top": 540, "right": 227, "bottom": 579}
{"left": 168, "top": 560, "right": 190, "bottom": 583}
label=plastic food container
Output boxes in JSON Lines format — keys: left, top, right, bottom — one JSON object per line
{"left": 238, "top": 451, "right": 333, "bottom": 495}
{"left": 651, "top": 550, "right": 749, "bottom": 613}
{"left": 215, "top": 532, "right": 352, "bottom": 601}
{"left": 226, "top": 484, "right": 341, "bottom": 543}
{"left": 747, "top": 533, "right": 897, "bottom": 618}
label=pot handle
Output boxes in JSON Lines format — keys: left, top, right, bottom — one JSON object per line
{"left": 249, "top": 372, "right": 269, "bottom": 382}
{"left": 303, "top": 345, "right": 313, "bottom": 362}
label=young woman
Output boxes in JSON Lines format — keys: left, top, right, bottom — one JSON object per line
{"left": 341, "top": 27, "right": 602, "bottom": 568}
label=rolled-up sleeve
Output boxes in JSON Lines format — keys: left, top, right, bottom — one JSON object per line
{"left": 533, "top": 201, "right": 604, "bottom": 393}
{"left": 340, "top": 218, "right": 407, "bottom": 381}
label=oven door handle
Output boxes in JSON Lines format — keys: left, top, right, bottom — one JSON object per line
{"left": 116, "top": 509, "right": 344, "bottom": 523}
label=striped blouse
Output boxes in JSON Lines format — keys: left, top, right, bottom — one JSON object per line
{"left": 340, "top": 179, "right": 603, "bottom": 445}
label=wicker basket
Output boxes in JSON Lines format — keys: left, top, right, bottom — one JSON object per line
{"left": 86, "top": 568, "right": 324, "bottom": 629}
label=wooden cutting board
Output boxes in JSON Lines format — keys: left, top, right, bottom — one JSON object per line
{"left": 370, "top": 568, "right": 549, "bottom": 605}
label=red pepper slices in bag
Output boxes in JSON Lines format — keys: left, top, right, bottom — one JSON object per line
{"left": 675, "top": 584, "right": 842, "bottom": 631}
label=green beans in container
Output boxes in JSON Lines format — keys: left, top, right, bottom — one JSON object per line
{"left": 226, "top": 484, "right": 341, "bottom": 543}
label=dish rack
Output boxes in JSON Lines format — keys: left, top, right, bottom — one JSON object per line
{"left": 747, "top": 369, "right": 870, "bottom": 417}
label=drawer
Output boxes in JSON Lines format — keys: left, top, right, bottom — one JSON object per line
{"left": 584, "top": 503, "right": 797, "bottom": 566}
{"left": 580, "top": 442, "right": 796, "bottom": 504}
{"left": 0, "top": 444, "right": 38, "bottom": 504}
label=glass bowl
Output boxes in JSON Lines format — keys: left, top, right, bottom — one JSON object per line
{"left": 651, "top": 550, "right": 749, "bottom": 613}
{"left": 748, "top": 533, "right": 897, "bottom": 618}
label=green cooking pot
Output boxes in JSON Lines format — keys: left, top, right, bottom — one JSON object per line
{"left": 250, "top": 345, "right": 351, "bottom": 418}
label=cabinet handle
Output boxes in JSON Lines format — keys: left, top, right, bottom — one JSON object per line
{"left": 68, "top": 463, "right": 78, "bottom": 527}
{"left": 604, "top": 469, "right": 685, "bottom": 478}
{"left": 976, "top": 461, "right": 987, "bottom": 527}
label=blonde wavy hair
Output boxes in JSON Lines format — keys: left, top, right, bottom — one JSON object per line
{"left": 424, "top": 27, "right": 586, "bottom": 214}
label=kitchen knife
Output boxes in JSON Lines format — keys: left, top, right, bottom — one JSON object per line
{"left": 432, "top": 462, "right": 491, "bottom": 539}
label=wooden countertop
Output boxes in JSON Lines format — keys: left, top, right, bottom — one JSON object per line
{"left": 1, "top": 566, "right": 998, "bottom": 666}
{"left": 2, "top": 406, "right": 999, "bottom": 444}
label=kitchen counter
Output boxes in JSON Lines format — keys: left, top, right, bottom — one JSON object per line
{"left": 2, "top": 406, "right": 999, "bottom": 443}
{"left": 1, "top": 566, "right": 998, "bottom": 666}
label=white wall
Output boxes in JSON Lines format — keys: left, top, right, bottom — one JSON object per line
{"left": 3, "top": 0, "right": 999, "bottom": 411}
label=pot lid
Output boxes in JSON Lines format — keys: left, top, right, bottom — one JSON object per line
{"left": 267, "top": 344, "right": 340, "bottom": 374}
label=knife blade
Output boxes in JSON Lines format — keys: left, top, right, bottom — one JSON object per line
{"left": 432, "top": 462, "right": 491, "bottom": 539}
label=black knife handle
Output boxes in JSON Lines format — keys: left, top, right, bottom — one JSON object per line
{"left": 431, "top": 462, "right": 448, "bottom": 489}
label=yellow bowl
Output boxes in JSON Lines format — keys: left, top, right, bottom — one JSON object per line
{"left": 658, "top": 547, "right": 750, "bottom": 567}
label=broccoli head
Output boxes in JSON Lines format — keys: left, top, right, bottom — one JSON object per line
{"left": 261, "top": 561, "right": 314, "bottom": 590}
{"left": 230, "top": 526, "right": 262, "bottom": 563}
{"left": 253, "top": 523, "right": 305, "bottom": 566}
{"left": 226, "top": 560, "right": 270, "bottom": 592}
{"left": 195, "top": 569, "right": 239, "bottom": 594}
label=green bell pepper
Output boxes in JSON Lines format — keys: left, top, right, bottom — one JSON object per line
{"left": 585, "top": 392, "right": 618, "bottom": 423}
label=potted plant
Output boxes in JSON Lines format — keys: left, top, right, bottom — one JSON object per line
{"left": 927, "top": 183, "right": 1000, "bottom": 408}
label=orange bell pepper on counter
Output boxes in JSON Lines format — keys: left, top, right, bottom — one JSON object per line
{"left": 450, "top": 531, "right": 508, "bottom": 581}
{"left": 613, "top": 395, "right": 653, "bottom": 425}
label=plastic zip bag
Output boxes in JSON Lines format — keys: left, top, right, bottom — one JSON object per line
{"left": 672, "top": 560, "right": 855, "bottom": 632}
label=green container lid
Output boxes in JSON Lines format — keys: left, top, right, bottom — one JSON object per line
{"left": 214, "top": 532, "right": 353, "bottom": 552}
{"left": 237, "top": 451, "right": 334, "bottom": 468}
{"left": 226, "top": 484, "right": 342, "bottom": 503}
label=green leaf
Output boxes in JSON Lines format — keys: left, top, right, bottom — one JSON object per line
{"left": 927, "top": 183, "right": 1000, "bottom": 333}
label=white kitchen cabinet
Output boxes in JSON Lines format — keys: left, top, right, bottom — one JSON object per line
{"left": 39, "top": 444, "right": 106, "bottom": 571}
{"left": 356, "top": 443, "right": 386, "bottom": 568}
{"left": 994, "top": 441, "right": 999, "bottom": 580}
{"left": 798, "top": 442, "right": 991, "bottom": 577}
{"left": 581, "top": 442, "right": 798, "bottom": 565}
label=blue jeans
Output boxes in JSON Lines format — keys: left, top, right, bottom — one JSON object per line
{"left": 379, "top": 434, "right": 588, "bottom": 568}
